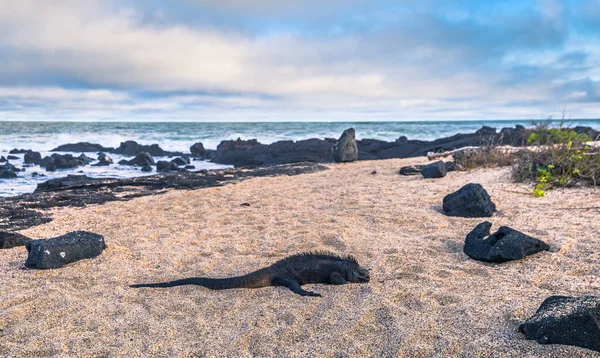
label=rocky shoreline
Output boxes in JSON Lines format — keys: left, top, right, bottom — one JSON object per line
{"left": 0, "top": 162, "right": 327, "bottom": 231}
{"left": 1, "top": 124, "right": 598, "bottom": 231}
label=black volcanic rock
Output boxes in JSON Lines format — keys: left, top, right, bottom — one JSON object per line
{"left": 113, "top": 141, "right": 181, "bottom": 157}
{"left": 78, "top": 153, "right": 95, "bottom": 165}
{"left": 35, "top": 175, "right": 96, "bottom": 192}
{"left": 157, "top": 160, "right": 179, "bottom": 171}
{"left": 23, "top": 151, "right": 42, "bottom": 165}
{"left": 443, "top": 183, "right": 496, "bottom": 218}
{"left": 399, "top": 162, "right": 455, "bottom": 176}
{"left": 0, "top": 156, "right": 5, "bottom": 163}
{"left": 573, "top": 126, "right": 600, "bottom": 141}
{"left": 333, "top": 128, "right": 358, "bottom": 162}
{"left": 464, "top": 222, "right": 550, "bottom": 263}
{"left": 25, "top": 231, "right": 106, "bottom": 269}
{"left": 421, "top": 161, "right": 447, "bottom": 179}
{"left": 399, "top": 165, "right": 424, "bottom": 176}
{"left": 171, "top": 157, "right": 190, "bottom": 166}
{"left": 357, "top": 125, "right": 531, "bottom": 160}
{"left": 122, "top": 152, "right": 155, "bottom": 167}
{"left": 38, "top": 154, "right": 86, "bottom": 172}
{"left": 51, "top": 142, "right": 114, "bottom": 153}
{"left": 0, "top": 231, "right": 31, "bottom": 249}
{"left": 212, "top": 138, "right": 333, "bottom": 168}
{"left": 141, "top": 165, "right": 153, "bottom": 172}
{"left": 520, "top": 296, "right": 600, "bottom": 353}
{"left": 0, "top": 162, "right": 19, "bottom": 179}
{"left": 190, "top": 142, "right": 207, "bottom": 157}
{"left": 7, "top": 155, "right": 19, "bottom": 160}
{"left": 9, "top": 148, "right": 30, "bottom": 154}
{"left": 92, "top": 153, "right": 113, "bottom": 166}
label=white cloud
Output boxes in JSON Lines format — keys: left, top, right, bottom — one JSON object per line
{"left": 0, "top": 0, "right": 598, "bottom": 121}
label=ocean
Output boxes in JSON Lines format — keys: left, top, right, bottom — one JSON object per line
{"left": 1, "top": 119, "right": 599, "bottom": 197}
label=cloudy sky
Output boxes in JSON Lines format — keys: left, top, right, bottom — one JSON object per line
{"left": 0, "top": 0, "right": 599, "bottom": 121}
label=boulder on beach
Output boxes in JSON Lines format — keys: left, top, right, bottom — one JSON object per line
{"left": 190, "top": 142, "right": 207, "bottom": 157}
{"left": 51, "top": 142, "right": 114, "bottom": 153}
{"left": 92, "top": 153, "right": 113, "bottom": 166}
{"left": 333, "top": 128, "right": 358, "bottom": 163}
{"left": 23, "top": 151, "right": 42, "bottom": 165}
{"left": 0, "top": 156, "right": 6, "bottom": 163}
{"left": 520, "top": 296, "right": 600, "bottom": 353}
{"left": 141, "top": 165, "right": 153, "bottom": 172}
{"left": 443, "top": 183, "right": 496, "bottom": 217}
{"left": 421, "top": 161, "right": 447, "bottom": 179}
{"left": 157, "top": 160, "right": 179, "bottom": 172}
{"left": 0, "top": 231, "right": 31, "bottom": 249}
{"left": 24, "top": 231, "right": 106, "bottom": 269}
{"left": 7, "top": 155, "right": 19, "bottom": 160}
{"left": 463, "top": 222, "right": 550, "bottom": 263}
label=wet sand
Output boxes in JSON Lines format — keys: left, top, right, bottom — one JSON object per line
{"left": 1, "top": 157, "right": 599, "bottom": 357}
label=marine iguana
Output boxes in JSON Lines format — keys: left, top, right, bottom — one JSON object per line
{"left": 130, "top": 252, "right": 370, "bottom": 297}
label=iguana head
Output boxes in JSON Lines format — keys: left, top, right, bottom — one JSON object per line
{"left": 346, "top": 263, "right": 370, "bottom": 283}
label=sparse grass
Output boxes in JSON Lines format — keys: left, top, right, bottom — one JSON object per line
{"left": 512, "top": 142, "right": 599, "bottom": 196}
{"left": 453, "top": 147, "right": 516, "bottom": 170}
{"left": 523, "top": 120, "right": 591, "bottom": 146}
{"left": 454, "top": 121, "right": 600, "bottom": 196}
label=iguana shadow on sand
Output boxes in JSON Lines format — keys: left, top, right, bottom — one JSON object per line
{"left": 130, "top": 252, "right": 370, "bottom": 297}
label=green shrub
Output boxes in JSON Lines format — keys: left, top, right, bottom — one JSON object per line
{"left": 512, "top": 143, "right": 599, "bottom": 196}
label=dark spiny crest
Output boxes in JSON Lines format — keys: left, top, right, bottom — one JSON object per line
{"left": 284, "top": 251, "right": 359, "bottom": 265}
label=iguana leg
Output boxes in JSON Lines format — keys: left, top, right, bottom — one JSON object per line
{"left": 272, "top": 276, "right": 321, "bottom": 297}
{"left": 329, "top": 272, "right": 347, "bottom": 285}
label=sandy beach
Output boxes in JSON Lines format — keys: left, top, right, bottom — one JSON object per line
{"left": 1, "top": 157, "right": 599, "bottom": 357}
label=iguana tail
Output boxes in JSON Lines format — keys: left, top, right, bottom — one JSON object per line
{"left": 130, "top": 270, "right": 271, "bottom": 290}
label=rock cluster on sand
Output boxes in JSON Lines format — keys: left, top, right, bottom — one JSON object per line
{"left": 333, "top": 128, "right": 358, "bottom": 162}
{"left": 25, "top": 231, "right": 106, "bottom": 269}
{"left": 464, "top": 222, "right": 550, "bottom": 263}
{"left": 520, "top": 296, "right": 600, "bottom": 353}
{"left": 0, "top": 231, "right": 31, "bottom": 249}
{"left": 443, "top": 183, "right": 496, "bottom": 217}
